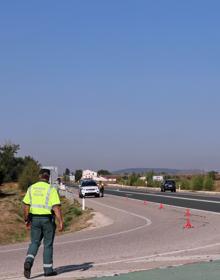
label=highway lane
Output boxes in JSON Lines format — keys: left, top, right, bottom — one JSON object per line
{"left": 103, "top": 186, "right": 220, "bottom": 213}
{"left": 71, "top": 183, "right": 220, "bottom": 212}
{"left": 1, "top": 187, "right": 220, "bottom": 279}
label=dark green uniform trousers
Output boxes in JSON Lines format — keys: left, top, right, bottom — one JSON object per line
{"left": 25, "top": 216, "right": 56, "bottom": 274}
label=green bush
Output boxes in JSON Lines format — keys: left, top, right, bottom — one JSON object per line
{"left": 203, "top": 176, "right": 214, "bottom": 191}
{"left": 178, "top": 179, "right": 190, "bottom": 190}
{"left": 128, "top": 173, "right": 139, "bottom": 186}
{"left": 0, "top": 170, "right": 4, "bottom": 186}
{"left": 62, "top": 199, "right": 82, "bottom": 230}
{"left": 0, "top": 143, "right": 21, "bottom": 182}
{"left": 190, "top": 175, "right": 204, "bottom": 191}
{"left": 207, "top": 171, "right": 217, "bottom": 180}
{"left": 75, "top": 169, "right": 82, "bottom": 182}
{"left": 134, "top": 179, "right": 146, "bottom": 187}
{"left": 152, "top": 180, "right": 161, "bottom": 188}
{"left": 18, "top": 160, "right": 40, "bottom": 191}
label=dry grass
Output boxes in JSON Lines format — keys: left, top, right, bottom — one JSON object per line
{"left": 0, "top": 183, "right": 93, "bottom": 245}
{"left": 57, "top": 197, "right": 94, "bottom": 236}
{"left": 0, "top": 183, "right": 28, "bottom": 244}
{"left": 214, "top": 181, "right": 220, "bottom": 192}
{"left": 68, "top": 211, "right": 94, "bottom": 232}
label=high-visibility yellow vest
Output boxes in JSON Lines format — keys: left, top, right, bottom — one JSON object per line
{"left": 23, "top": 181, "right": 60, "bottom": 215}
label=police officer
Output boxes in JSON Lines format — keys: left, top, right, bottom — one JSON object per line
{"left": 23, "top": 170, "right": 64, "bottom": 278}
{"left": 99, "top": 182, "right": 104, "bottom": 197}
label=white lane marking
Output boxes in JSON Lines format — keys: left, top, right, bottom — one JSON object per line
{"left": 94, "top": 242, "right": 220, "bottom": 266}
{"left": 68, "top": 187, "right": 220, "bottom": 216}
{"left": 65, "top": 190, "right": 220, "bottom": 266}
{"left": 111, "top": 189, "right": 220, "bottom": 204}
{"left": 50, "top": 200, "right": 152, "bottom": 247}
{"left": 129, "top": 254, "right": 220, "bottom": 263}
{"left": 1, "top": 191, "right": 220, "bottom": 279}
{"left": 0, "top": 199, "right": 151, "bottom": 254}
{"left": 106, "top": 192, "right": 220, "bottom": 216}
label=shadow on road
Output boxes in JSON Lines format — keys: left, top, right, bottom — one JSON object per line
{"left": 56, "top": 262, "right": 94, "bottom": 274}
{"left": 31, "top": 262, "right": 94, "bottom": 279}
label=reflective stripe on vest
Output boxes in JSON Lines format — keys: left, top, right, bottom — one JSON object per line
{"left": 29, "top": 185, "right": 53, "bottom": 210}
{"left": 30, "top": 204, "right": 52, "bottom": 210}
{"left": 45, "top": 186, "right": 51, "bottom": 208}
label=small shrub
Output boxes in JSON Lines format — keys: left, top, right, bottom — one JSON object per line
{"left": 207, "top": 171, "right": 217, "bottom": 180}
{"left": 152, "top": 181, "right": 161, "bottom": 188}
{"left": 203, "top": 176, "right": 214, "bottom": 191}
{"left": 128, "top": 173, "right": 139, "bottom": 186}
{"left": 191, "top": 175, "right": 204, "bottom": 191}
{"left": 73, "top": 207, "right": 82, "bottom": 216}
{"left": 0, "top": 170, "right": 4, "bottom": 186}
{"left": 18, "top": 160, "right": 40, "bottom": 191}
{"left": 178, "top": 179, "right": 190, "bottom": 190}
{"left": 62, "top": 200, "right": 82, "bottom": 230}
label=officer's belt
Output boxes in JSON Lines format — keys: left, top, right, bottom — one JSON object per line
{"left": 31, "top": 214, "right": 52, "bottom": 218}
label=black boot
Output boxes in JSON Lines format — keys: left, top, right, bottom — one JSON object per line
{"left": 24, "top": 262, "right": 32, "bottom": 279}
{"left": 44, "top": 270, "right": 57, "bottom": 277}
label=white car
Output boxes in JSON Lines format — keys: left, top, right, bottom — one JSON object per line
{"left": 79, "top": 180, "right": 100, "bottom": 198}
{"left": 58, "top": 183, "right": 66, "bottom": 191}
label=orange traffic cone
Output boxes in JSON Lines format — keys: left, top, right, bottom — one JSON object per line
{"left": 184, "top": 217, "right": 193, "bottom": 229}
{"left": 185, "top": 209, "right": 191, "bottom": 217}
{"left": 159, "top": 203, "right": 164, "bottom": 209}
{"left": 144, "top": 200, "right": 147, "bottom": 205}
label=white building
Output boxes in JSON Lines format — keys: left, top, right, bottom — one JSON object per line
{"left": 69, "top": 175, "right": 75, "bottom": 182}
{"left": 82, "top": 170, "right": 108, "bottom": 183}
{"left": 153, "top": 175, "right": 164, "bottom": 182}
{"left": 82, "top": 170, "right": 98, "bottom": 179}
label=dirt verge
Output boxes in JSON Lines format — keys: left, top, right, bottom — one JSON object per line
{"left": 0, "top": 183, "right": 93, "bottom": 245}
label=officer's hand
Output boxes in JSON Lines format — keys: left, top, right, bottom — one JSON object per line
{"left": 25, "top": 222, "right": 31, "bottom": 230}
{"left": 58, "top": 222, "right": 64, "bottom": 232}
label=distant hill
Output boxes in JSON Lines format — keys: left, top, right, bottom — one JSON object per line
{"left": 113, "top": 168, "right": 203, "bottom": 175}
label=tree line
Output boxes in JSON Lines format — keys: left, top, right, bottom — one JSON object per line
{"left": 0, "top": 142, "right": 113, "bottom": 190}
{"left": 0, "top": 143, "right": 40, "bottom": 191}
{"left": 62, "top": 168, "right": 112, "bottom": 183}
{"left": 117, "top": 171, "right": 216, "bottom": 191}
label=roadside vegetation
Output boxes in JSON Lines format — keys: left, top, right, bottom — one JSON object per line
{"left": 0, "top": 142, "right": 93, "bottom": 245}
{"left": 0, "top": 183, "right": 92, "bottom": 245}
{"left": 0, "top": 143, "right": 40, "bottom": 192}
{"left": 1, "top": 141, "right": 219, "bottom": 245}
{"left": 116, "top": 171, "right": 218, "bottom": 192}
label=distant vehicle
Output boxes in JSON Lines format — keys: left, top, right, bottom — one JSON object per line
{"left": 58, "top": 182, "right": 66, "bottom": 191}
{"left": 161, "top": 179, "right": 176, "bottom": 192}
{"left": 79, "top": 180, "right": 100, "bottom": 198}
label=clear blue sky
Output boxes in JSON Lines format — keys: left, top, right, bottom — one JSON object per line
{"left": 0, "top": 1, "right": 220, "bottom": 172}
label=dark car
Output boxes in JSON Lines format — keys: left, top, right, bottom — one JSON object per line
{"left": 161, "top": 179, "right": 176, "bottom": 192}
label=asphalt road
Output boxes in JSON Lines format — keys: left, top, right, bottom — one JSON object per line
{"left": 1, "top": 186, "right": 220, "bottom": 280}
{"left": 104, "top": 186, "right": 220, "bottom": 213}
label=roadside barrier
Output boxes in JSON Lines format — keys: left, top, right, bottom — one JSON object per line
{"left": 82, "top": 197, "right": 85, "bottom": 211}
